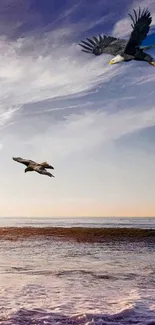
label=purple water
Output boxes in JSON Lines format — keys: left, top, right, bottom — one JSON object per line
{"left": 0, "top": 217, "right": 154, "bottom": 325}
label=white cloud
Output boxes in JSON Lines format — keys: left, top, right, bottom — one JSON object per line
{"left": 0, "top": 31, "right": 127, "bottom": 129}
{"left": 113, "top": 17, "right": 131, "bottom": 38}
{"left": 25, "top": 105, "right": 155, "bottom": 161}
{"left": 0, "top": 105, "right": 22, "bottom": 126}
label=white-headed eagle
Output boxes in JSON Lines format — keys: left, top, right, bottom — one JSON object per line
{"left": 79, "top": 8, "right": 155, "bottom": 66}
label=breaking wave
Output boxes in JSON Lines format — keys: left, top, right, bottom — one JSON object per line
{"left": 1, "top": 306, "right": 155, "bottom": 325}
{"left": 0, "top": 226, "right": 155, "bottom": 242}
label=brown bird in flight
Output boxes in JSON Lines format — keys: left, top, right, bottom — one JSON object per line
{"left": 12, "top": 157, "right": 55, "bottom": 178}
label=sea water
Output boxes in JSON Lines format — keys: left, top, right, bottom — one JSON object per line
{"left": 0, "top": 217, "right": 154, "bottom": 325}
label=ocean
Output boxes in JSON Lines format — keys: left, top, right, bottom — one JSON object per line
{"left": 0, "top": 217, "right": 155, "bottom": 325}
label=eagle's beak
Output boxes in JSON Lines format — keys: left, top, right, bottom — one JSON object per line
{"left": 150, "top": 61, "right": 155, "bottom": 66}
{"left": 109, "top": 60, "right": 114, "bottom": 65}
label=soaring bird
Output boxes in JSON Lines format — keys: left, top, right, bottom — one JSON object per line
{"left": 79, "top": 8, "right": 155, "bottom": 66}
{"left": 12, "top": 157, "right": 55, "bottom": 178}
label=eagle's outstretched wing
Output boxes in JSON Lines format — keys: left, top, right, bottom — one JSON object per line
{"left": 79, "top": 35, "right": 126, "bottom": 56}
{"left": 124, "top": 8, "right": 152, "bottom": 55}
{"left": 34, "top": 165, "right": 55, "bottom": 177}
{"left": 12, "top": 157, "right": 36, "bottom": 166}
{"left": 39, "top": 162, "right": 54, "bottom": 169}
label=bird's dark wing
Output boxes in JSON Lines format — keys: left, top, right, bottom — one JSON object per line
{"left": 39, "top": 162, "right": 54, "bottom": 169}
{"left": 124, "top": 8, "right": 152, "bottom": 55}
{"left": 79, "top": 35, "right": 126, "bottom": 56}
{"left": 34, "top": 166, "right": 54, "bottom": 177}
{"left": 44, "top": 171, "right": 55, "bottom": 178}
{"left": 12, "top": 157, "right": 36, "bottom": 166}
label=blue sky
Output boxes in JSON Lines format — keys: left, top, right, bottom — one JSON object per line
{"left": 0, "top": 0, "right": 155, "bottom": 217}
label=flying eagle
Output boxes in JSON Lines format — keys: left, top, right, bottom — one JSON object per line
{"left": 12, "top": 157, "right": 55, "bottom": 178}
{"left": 79, "top": 8, "right": 155, "bottom": 66}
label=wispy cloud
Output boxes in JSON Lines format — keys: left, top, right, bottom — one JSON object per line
{"left": 0, "top": 105, "right": 22, "bottom": 127}
{"left": 0, "top": 32, "right": 126, "bottom": 129}
{"left": 21, "top": 105, "right": 155, "bottom": 161}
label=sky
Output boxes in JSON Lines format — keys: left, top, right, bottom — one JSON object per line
{"left": 0, "top": 0, "right": 155, "bottom": 217}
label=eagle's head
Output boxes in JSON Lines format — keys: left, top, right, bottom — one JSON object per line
{"left": 109, "top": 54, "right": 124, "bottom": 65}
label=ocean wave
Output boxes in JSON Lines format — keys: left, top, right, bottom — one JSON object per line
{"left": 0, "top": 226, "right": 155, "bottom": 242}
{"left": 4, "top": 267, "right": 118, "bottom": 280}
{"left": 1, "top": 306, "right": 155, "bottom": 325}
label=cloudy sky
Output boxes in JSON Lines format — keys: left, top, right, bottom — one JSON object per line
{"left": 1, "top": 0, "right": 155, "bottom": 217}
